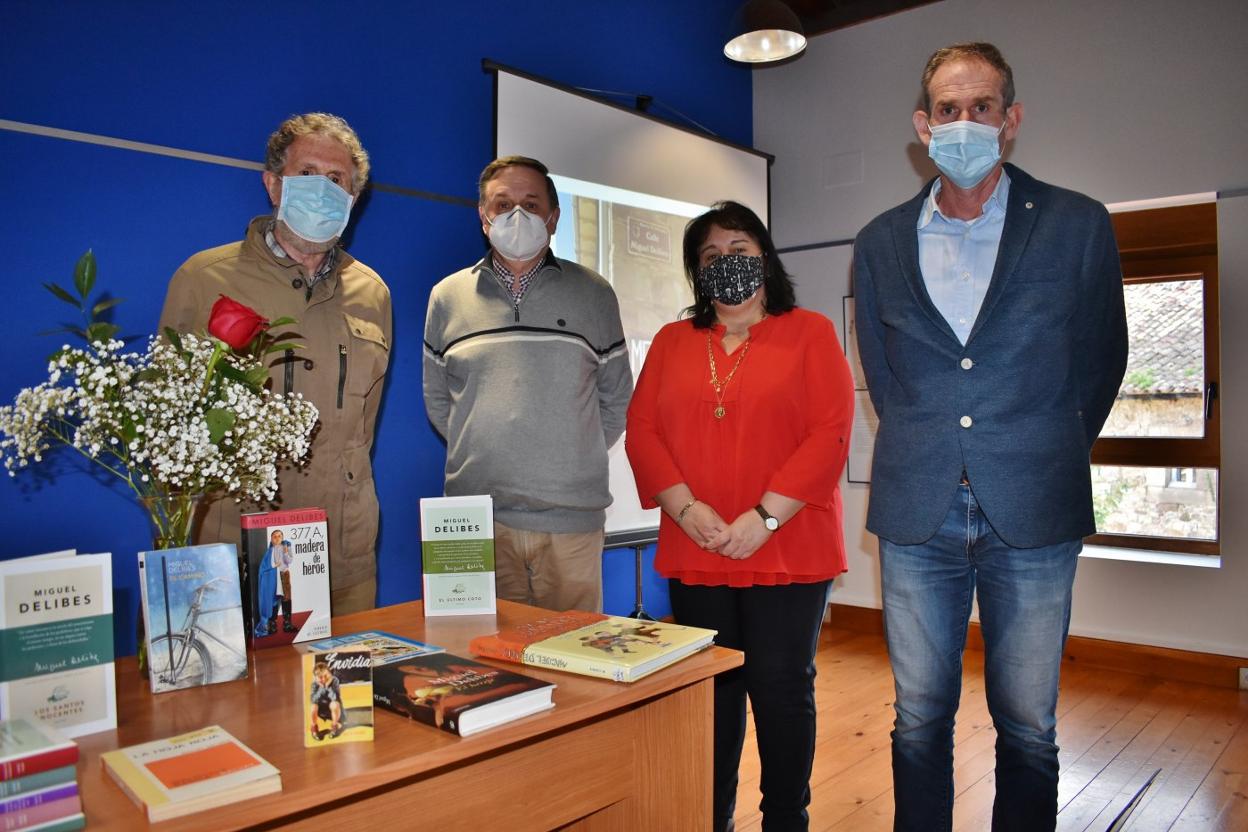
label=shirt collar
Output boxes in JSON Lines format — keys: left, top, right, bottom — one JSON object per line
{"left": 488, "top": 249, "right": 560, "bottom": 279}
{"left": 918, "top": 169, "right": 1012, "bottom": 230}
{"left": 264, "top": 218, "right": 338, "bottom": 284}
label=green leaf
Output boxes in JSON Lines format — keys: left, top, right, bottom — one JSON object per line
{"left": 267, "top": 316, "right": 298, "bottom": 328}
{"left": 37, "top": 326, "right": 76, "bottom": 338}
{"left": 91, "top": 297, "right": 124, "bottom": 316}
{"left": 74, "top": 250, "right": 96, "bottom": 299}
{"left": 120, "top": 418, "right": 138, "bottom": 444}
{"left": 163, "top": 327, "right": 183, "bottom": 353}
{"left": 133, "top": 368, "right": 163, "bottom": 383}
{"left": 263, "top": 341, "right": 304, "bottom": 354}
{"left": 86, "top": 321, "right": 119, "bottom": 344}
{"left": 245, "top": 366, "right": 269, "bottom": 388}
{"left": 43, "top": 282, "right": 82, "bottom": 310}
{"left": 205, "top": 408, "right": 236, "bottom": 445}
{"left": 216, "top": 362, "right": 262, "bottom": 394}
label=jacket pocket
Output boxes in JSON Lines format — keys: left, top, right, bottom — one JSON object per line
{"left": 340, "top": 313, "right": 390, "bottom": 408}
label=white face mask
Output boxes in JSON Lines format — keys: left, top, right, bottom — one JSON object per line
{"left": 487, "top": 207, "right": 550, "bottom": 261}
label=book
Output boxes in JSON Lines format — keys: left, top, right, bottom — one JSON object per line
{"left": 138, "top": 544, "right": 248, "bottom": 694}
{"left": 301, "top": 649, "right": 373, "bottom": 746}
{"left": 0, "top": 783, "right": 81, "bottom": 828}
{"left": 0, "top": 780, "right": 77, "bottom": 813}
{"left": 100, "top": 725, "right": 280, "bottom": 823}
{"left": 419, "top": 496, "right": 496, "bottom": 616}
{"left": 1, "top": 814, "right": 84, "bottom": 832}
{"left": 0, "top": 767, "right": 75, "bottom": 800}
{"left": 371, "top": 651, "right": 554, "bottom": 737}
{"left": 303, "top": 630, "right": 444, "bottom": 663}
{"left": 0, "top": 553, "right": 116, "bottom": 738}
{"left": 469, "top": 612, "right": 717, "bottom": 683}
{"left": 240, "top": 508, "right": 331, "bottom": 647}
{"left": 0, "top": 721, "right": 77, "bottom": 783}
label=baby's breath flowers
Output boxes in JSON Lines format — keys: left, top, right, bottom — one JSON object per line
{"left": 0, "top": 252, "right": 318, "bottom": 547}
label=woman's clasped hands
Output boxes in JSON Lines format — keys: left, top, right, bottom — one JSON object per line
{"left": 677, "top": 501, "right": 772, "bottom": 560}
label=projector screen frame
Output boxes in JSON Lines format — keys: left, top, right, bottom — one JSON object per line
{"left": 483, "top": 59, "right": 773, "bottom": 222}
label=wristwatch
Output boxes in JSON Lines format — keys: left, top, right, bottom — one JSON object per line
{"left": 754, "top": 504, "right": 779, "bottom": 531}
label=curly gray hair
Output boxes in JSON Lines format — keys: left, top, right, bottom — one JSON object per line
{"left": 265, "top": 113, "right": 370, "bottom": 192}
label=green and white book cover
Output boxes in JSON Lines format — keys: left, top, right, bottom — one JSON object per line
{"left": 0, "top": 551, "right": 116, "bottom": 738}
{"left": 420, "top": 496, "right": 495, "bottom": 617}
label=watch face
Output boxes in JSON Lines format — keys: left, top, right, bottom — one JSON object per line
{"left": 755, "top": 504, "right": 779, "bottom": 531}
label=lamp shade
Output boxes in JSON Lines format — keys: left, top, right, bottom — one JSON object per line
{"left": 724, "top": 0, "right": 807, "bottom": 64}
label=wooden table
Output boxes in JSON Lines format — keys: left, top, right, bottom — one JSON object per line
{"left": 75, "top": 600, "right": 742, "bottom": 830}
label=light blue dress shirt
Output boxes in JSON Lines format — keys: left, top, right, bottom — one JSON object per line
{"left": 917, "top": 171, "right": 1011, "bottom": 344}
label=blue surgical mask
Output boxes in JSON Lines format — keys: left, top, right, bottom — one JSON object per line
{"left": 276, "top": 175, "right": 354, "bottom": 244}
{"left": 926, "top": 120, "right": 1005, "bottom": 190}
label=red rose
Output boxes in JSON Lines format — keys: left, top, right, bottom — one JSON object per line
{"left": 207, "top": 295, "right": 268, "bottom": 350}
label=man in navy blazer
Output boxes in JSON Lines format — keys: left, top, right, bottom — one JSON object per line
{"left": 853, "top": 43, "right": 1128, "bottom": 832}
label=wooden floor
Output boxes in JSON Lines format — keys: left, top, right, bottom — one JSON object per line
{"left": 732, "top": 624, "right": 1248, "bottom": 831}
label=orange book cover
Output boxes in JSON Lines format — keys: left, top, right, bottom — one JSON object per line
{"left": 100, "top": 725, "right": 280, "bottom": 822}
{"left": 468, "top": 610, "right": 607, "bottom": 662}
{"left": 144, "top": 741, "right": 260, "bottom": 789}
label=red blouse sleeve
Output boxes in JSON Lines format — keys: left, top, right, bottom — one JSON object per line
{"left": 767, "top": 314, "right": 855, "bottom": 507}
{"left": 625, "top": 325, "right": 684, "bottom": 509}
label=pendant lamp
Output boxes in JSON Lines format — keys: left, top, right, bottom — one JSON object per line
{"left": 724, "top": 0, "right": 807, "bottom": 64}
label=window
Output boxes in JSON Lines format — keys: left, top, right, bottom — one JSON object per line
{"left": 1165, "top": 467, "right": 1197, "bottom": 489}
{"left": 1089, "top": 201, "right": 1220, "bottom": 555}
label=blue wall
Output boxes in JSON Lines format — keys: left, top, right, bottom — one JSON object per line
{"left": 0, "top": 1, "right": 752, "bottom": 652}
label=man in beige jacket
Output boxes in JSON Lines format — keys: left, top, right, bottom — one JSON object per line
{"left": 160, "top": 113, "right": 391, "bottom": 614}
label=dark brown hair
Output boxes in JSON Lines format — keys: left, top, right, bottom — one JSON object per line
{"left": 477, "top": 155, "right": 559, "bottom": 209}
{"left": 682, "top": 201, "right": 796, "bottom": 329}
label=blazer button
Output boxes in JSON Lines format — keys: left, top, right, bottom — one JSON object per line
{"left": 292, "top": 278, "right": 304, "bottom": 289}
{"left": 960, "top": 415, "right": 973, "bottom": 428}
{"left": 960, "top": 357, "right": 974, "bottom": 370}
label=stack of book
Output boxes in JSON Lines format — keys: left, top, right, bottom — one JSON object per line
{"left": 307, "top": 631, "right": 556, "bottom": 737}
{"left": 0, "top": 718, "right": 85, "bottom": 831}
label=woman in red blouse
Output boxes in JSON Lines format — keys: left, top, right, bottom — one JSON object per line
{"left": 626, "top": 201, "right": 854, "bottom": 831}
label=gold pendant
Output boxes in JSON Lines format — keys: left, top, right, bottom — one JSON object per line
{"left": 714, "top": 405, "right": 726, "bottom": 419}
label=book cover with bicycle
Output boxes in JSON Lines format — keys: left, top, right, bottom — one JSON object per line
{"left": 139, "top": 544, "right": 248, "bottom": 694}
{"left": 240, "top": 508, "right": 331, "bottom": 649}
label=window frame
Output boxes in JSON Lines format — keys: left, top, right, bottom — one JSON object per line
{"left": 1088, "top": 202, "right": 1220, "bottom": 556}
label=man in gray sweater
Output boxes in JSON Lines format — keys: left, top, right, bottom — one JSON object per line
{"left": 423, "top": 156, "right": 633, "bottom": 612}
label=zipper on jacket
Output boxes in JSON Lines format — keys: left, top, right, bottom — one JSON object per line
{"left": 283, "top": 348, "right": 294, "bottom": 395}
{"left": 337, "top": 345, "right": 347, "bottom": 409}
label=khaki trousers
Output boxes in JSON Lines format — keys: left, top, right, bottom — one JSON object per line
{"left": 331, "top": 577, "right": 376, "bottom": 616}
{"left": 493, "top": 522, "right": 604, "bottom": 613}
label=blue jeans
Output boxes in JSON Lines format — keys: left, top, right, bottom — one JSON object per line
{"left": 880, "top": 484, "right": 1080, "bottom": 832}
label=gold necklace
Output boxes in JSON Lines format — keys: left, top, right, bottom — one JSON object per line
{"left": 706, "top": 331, "right": 751, "bottom": 419}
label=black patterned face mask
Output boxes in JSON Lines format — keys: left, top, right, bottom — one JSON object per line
{"left": 697, "top": 254, "right": 765, "bottom": 306}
